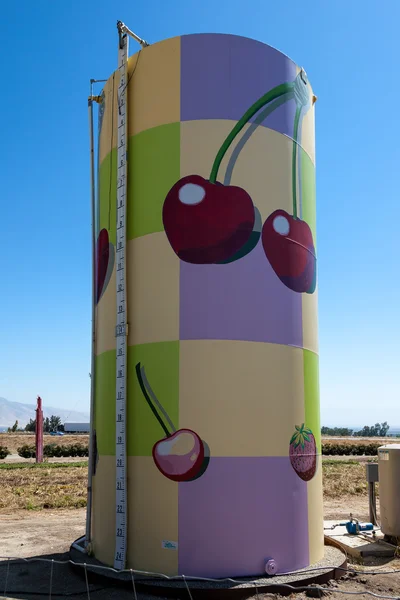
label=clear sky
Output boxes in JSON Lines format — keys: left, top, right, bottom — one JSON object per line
{"left": 0, "top": 0, "right": 399, "bottom": 427}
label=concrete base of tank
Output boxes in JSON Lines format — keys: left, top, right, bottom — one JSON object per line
{"left": 69, "top": 538, "right": 346, "bottom": 598}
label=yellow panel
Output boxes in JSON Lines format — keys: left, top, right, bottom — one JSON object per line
{"left": 127, "top": 233, "right": 180, "bottom": 347}
{"left": 92, "top": 455, "right": 116, "bottom": 566}
{"left": 127, "top": 37, "right": 180, "bottom": 138}
{"left": 95, "top": 264, "right": 116, "bottom": 355}
{"left": 99, "top": 73, "right": 119, "bottom": 165}
{"left": 127, "top": 457, "right": 178, "bottom": 574}
{"left": 95, "top": 233, "right": 180, "bottom": 353}
{"left": 294, "top": 63, "right": 315, "bottom": 163}
{"left": 302, "top": 286, "right": 319, "bottom": 354}
{"left": 180, "top": 120, "right": 295, "bottom": 224}
{"left": 99, "top": 37, "right": 180, "bottom": 164}
{"left": 301, "top": 103, "right": 315, "bottom": 165}
{"left": 179, "top": 340, "right": 305, "bottom": 457}
{"left": 92, "top": 456, "right": 178, "bottom": 573}
{"left": 308, "top": 461, "right": 324, "bottom": 564}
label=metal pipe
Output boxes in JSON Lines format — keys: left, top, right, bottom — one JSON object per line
{"left": 117, "top": 20, "right": 149, "bottom": 48}
{"left": 369, "top": 481, "right": 377, "bottom": 526}
{"left": 72, "top": 536, "right": 87, "bottom": 554}
{"left": 85, "top": 81, "right": 97, "bottom": 549}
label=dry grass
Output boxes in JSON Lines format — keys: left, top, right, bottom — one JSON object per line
{"left": 0, "top": 460, "right": 373, "bottom": 512}
{"left": 0, "top": 433, "right": 89, "bottom": 454}
{"left": 323, "top": 436, "right": 398, "bottom": 446}
{"left": 0, "top": 462, "right": 88, "bottom": 510}
{"left": 322, "top": 460, "right": 375, "bottom": 499}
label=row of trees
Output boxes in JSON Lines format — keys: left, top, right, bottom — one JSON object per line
{"left": 354, "top": 422, "right": 390, "bottom": 437}
{"left": 321, "top": 426, "right": 353, "bottom": 436}
{"left": 322, "top": 422, "right": 390, "bottom": 438}
{"left": 7, "top": 415, "right": 63, "bottom": 433}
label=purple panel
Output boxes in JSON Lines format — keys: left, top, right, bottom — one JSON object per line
{"left": 178, "top": 457, "right": 309, "bottom": 577}
{"left": 179, "top": 241, "right": 303, "bottom": 346}
{"left": 180, "top": 34, "right": 297, "bottom": 138}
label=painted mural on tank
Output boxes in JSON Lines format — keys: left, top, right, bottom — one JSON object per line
{"left": 163, "top": 70, "right": 316, "bottom": 294}
{"left": 92, "top": 33, "right": 323, "bottom": 579}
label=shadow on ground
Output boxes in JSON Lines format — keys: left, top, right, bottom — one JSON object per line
{"left": 0, "top": 552, "right": 166, "bottom": 600}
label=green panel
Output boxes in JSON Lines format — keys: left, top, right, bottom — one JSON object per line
{"left": 304, "top": 349, "right": 321, "bottom": 453}
{"left": 95, "top": 350, "right": 116, "bottom": 456}
{"left": 301, "top": 150, "right": 317, "bottom": 248}
{"left": 127, "top": 123, "right": 180, "bottom": 239}
{"left": 127, "top": 341, "right": 180, "bottom": 456}
{"left": 98, "top": 150, "right": 117, "bottom": 246}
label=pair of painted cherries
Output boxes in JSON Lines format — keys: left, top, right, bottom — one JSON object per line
{"left": 162, "top": 174, "right": 316, "bottom": 294}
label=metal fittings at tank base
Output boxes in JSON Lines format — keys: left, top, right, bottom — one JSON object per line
{"left": 163, "top": 72, "right": 316, "bottom": 294}
{"left": 265, "top": 558, "right": 278, "bottom": 576}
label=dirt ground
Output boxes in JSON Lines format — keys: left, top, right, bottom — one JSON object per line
{"left": 1, "top": 500, "right": 399, "bottom": 600}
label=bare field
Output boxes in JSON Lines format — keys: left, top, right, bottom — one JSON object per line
{"left": 0, "top": 433, "right": 89, "bottom": 454}
{"left": 322, "top": 460, "right": 372, "bottom": 498}
{"left": 323, "top": 436, "right": 398, "bottom": 446}
{"left": 0, "top": 463, "right": 87, "bottom": 511}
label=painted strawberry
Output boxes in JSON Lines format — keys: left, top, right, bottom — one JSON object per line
{"left": 289, "top": 424, "right": 317, "bottom": 482}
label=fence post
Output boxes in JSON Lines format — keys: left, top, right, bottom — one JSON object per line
{"left": 36, "top": 396, "right": 43, "bottom": 463}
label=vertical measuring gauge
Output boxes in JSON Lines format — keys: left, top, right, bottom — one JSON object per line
{"left": 114, "top": 21, "right": 129, "bottom": 571}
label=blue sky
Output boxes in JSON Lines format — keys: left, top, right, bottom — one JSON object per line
{"left": 0, "top": 0, "right": 399, "bottom": 427}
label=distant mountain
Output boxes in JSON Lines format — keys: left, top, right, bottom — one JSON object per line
{"left": 0, "top": 397, "right": 89, "bottom": 429}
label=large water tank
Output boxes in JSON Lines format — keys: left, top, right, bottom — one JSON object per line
{"left": 92, "top": 32, "right": 322, "bottom": 578}
{"left": 378, "top": 444, "right": 400, "bottom": 536}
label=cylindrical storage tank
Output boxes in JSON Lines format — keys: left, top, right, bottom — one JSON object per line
{"left": 92, "top": 33, "right": 322, "bottom": 578}
{"left": 378, "top": 445, "right": 400, "bottom": 537}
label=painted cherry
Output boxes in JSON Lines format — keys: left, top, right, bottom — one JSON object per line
{"left": 153, "top": 428, "right": 206, "bottom": 482}
{"left": 162, "top": 82, "right": 303, "bottom": 265}
{"left": 96, "top": 228, "right": 114, "bottom": 303}
{"left": 162, "top": 175, "right": 256, "bottom": 264}
{"left": 262, "top": 209, "right": 316, "bottom": 294}
{"left": 136, "top": 363, "right": 210, "bottom": 482}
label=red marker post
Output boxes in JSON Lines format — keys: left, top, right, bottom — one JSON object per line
{"left": 36, "top": 396, "right": 43, "bottom": 464}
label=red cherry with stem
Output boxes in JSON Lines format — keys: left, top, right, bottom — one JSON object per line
{"left": 261, "top": 210, "right": 316, "bottom": 293}
{"left": 262, "top": 98, "right": 316, "bottom": 293}
{"left": 135, "top": 363, "right": 210, "bottom": 482}
{"left": 96, "top": 229, "right": 114, "bottom": 303}
{"left": 163, "top": 83, "right": 295, "bottom": 265}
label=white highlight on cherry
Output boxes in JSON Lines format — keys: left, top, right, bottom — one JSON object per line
{"left": 178, "top": 183, "right": 206, "bottom": 205}
{"left": 273, "top": 215, "right": 290, "bottom": 236}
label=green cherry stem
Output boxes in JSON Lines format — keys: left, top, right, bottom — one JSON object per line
{"left": 135, "top": 362, "right": 170, "bottom": 438}
{"left": 209, "top": 82, "right": 294, "bottom": 184}
{"left": 292, "top": 105, "right": 302, "bottom": 218}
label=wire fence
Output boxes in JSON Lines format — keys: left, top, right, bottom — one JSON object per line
{"left": 1, "top": 555, "right": 400, "bottom": 600}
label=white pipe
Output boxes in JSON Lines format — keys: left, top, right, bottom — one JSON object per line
{"left": 85, "top": 83, "right": 97, "bottom": 549}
